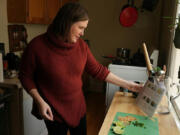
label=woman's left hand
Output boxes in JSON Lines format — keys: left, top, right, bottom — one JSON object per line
{"left": 127, "top": 82, "right": 143, "bottom": 92}
{"left": 105, "top": 72, "right": 144, "bottom": 92}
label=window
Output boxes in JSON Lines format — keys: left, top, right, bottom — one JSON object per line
{"left": 168, "top": 1, "right": 180, "bottom": 123}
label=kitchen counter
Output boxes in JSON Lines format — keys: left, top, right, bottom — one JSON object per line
{"left": 0, "top": 78, "right": 21, "bottom": 88}
{"left": 99, "top": 92, "right": 180, "bottom": 135}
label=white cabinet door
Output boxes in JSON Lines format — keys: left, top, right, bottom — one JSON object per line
{"left": 23, "top": 90, "right": 48, "bottom": 135}
{"left": 106, "top": 83, "right": 119, "bottom": 108}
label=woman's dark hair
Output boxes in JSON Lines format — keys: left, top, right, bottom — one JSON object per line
{"left": 51, "top": 2, "right": 89, "bottom": 38}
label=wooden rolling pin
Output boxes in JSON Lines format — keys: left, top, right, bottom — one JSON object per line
{"left": 142, "top": 43, "right": 153, "bottom": 76}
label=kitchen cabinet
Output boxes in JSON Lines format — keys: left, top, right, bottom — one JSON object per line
{"left": 0, "top": 81, "right": 23, "bottom": 135}
{"left": 7, "top": 0, "right": 78, "bottom": 24}
{"left": 106, "top": 64, "right": 148, "bottom": 109}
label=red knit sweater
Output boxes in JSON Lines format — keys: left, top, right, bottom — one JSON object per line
{"left": 19, "top": 30, "right": 109, "bottom": 127}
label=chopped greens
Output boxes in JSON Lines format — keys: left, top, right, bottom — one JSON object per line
{"left": 113, "top": 121, "right": 126, "bottom": 128}
{"left": 112, "top": 115, "right": 146, "bottom": 134}
{"left": 132, "top": 121, "right": 146, "bottom": 128}
{"left": 112, "top": 126, "right": 124, "bottom": 134}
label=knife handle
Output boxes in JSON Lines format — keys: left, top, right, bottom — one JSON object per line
{"left": 142, "top": 43, "right": 153, "bottom": 74}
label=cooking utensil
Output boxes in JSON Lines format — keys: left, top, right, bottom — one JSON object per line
{"left": 142, "top": 0, "right": 159, "bottom": 11}
{"left": 119, "top": 0, "right": 138, "bottom": 27}
{"left": 131, "top": 48, "right": 146, "bottom": 67}
{"left": 116, "top": 48, "right": 130, "bottom": 58}
{"left": 142, "top": 43, "right": 169, "bottom": 115}
{"left": 142, "top": 43, "right": 154, "bottom": 75}
{"left": 142, "top": 42, "right": 158, "bottom": 83}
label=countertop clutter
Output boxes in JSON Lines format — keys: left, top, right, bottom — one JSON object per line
{"left": 99, "top": 92, "right": 180, "bottom": 135}
{"left": 2, "top": 52, "right": 21, "bottom": 80}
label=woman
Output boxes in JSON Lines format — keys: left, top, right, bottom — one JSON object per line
{"left": 19, "top": 2, "right": 142, "bottom": 135}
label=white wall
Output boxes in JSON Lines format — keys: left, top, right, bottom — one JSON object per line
{"left": 79, "top": 0, "right": 162, "bottom": 65}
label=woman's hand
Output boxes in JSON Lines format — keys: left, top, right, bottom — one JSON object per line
{"left": 29, "top": 89, "right": 54, "bottom": 121}
{"left": 127, "top": 82, "right": 143, "bottom": 92}
{"left": 105, "top": 72, "right": 144, "bottom": 92}
{"left": 37, "top": 100, "right": 54, "bottom": 121}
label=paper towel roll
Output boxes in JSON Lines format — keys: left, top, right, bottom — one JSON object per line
{"left": 0, "top": 53, "right": 4, "bottom": 82}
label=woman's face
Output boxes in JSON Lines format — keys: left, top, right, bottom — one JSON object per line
{"left": 67, "top": 20, "right": 89, "bottom": 43}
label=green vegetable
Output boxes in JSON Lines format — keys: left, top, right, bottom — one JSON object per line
{"left": 112, "top": 126, "right": 124, "bottom": 134}
{"left": 113, "top": 121, "right": 126, "bottom": 128}
{"left": 153, "top": 66, "right": 161, "bottom": 72}
{"left": 132, "top": 121, "right": 145, "bottom": 128}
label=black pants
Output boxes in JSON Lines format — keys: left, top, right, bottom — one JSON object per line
{"left": 44, "top": 115, "right": 87, "bottom": 135}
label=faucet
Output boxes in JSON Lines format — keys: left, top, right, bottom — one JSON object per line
{"left": 171, "top": 66, "right": 180, "bottom": 100}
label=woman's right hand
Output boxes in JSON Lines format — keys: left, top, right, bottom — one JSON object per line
{"left": 29, "top": 89, "right": 54, "bottom": 121}
{"left": 37, "top": 100, "right": 54, "bottom": 121}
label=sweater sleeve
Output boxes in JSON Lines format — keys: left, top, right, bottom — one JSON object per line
{"left": 85, "top": 46, "right": 110, "bottom": 80}
{"left": 19, "top": 43, "right": 37, "bottom": 93}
